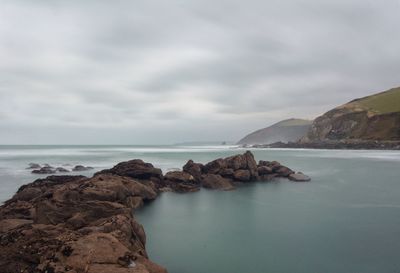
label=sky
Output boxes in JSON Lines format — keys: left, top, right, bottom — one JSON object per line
{"left": 0, "top": 0, "right": 399, "bottom": 144}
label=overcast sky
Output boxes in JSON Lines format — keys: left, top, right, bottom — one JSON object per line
{"left": 0, "top": 0, "right": 399, "bottom": 144}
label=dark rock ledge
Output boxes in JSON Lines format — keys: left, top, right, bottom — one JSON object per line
{"left": 0, "top": 151, "right": 309, "bottom": 273}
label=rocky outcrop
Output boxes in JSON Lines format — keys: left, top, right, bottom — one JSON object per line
{"left": 0, "top": 151, "right": 309, "bottom": 273}
{"left": 31, "top": 166, "right": 56, "bottom": 174}
{"left": 30, "top": 164, "right": 87, "bottom": 174}
{"left": 0, "top": 173, "right": 166, "bottom": 273}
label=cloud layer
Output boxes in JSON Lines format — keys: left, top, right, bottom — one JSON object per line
{"left": 1, "top": 0, "right": 399, "bottom": 144}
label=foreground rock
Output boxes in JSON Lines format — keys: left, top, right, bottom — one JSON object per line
{"left": 0, "top": 151, "right": 309, "bottom": 273}
{"left": 0, "top": 173, "right": 166, "bottom": 273}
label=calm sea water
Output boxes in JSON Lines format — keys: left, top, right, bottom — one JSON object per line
{"left": 1, "top": 145, "right": 400, "bottom": 273}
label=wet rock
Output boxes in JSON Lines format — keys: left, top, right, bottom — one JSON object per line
{"left": 26, "top": 163, "right": 41, "bottom": 169}
{"left": 56, "top": 167, "right": 70, "bottom": 173}
{"left": 31, "top": 166, "right": 56, "bottom": 174}
{"left": 164, "top": 171, "right": 196, "bottom": 184}
{"left": 288, "top": 172, "right": 311, "bottom": 182}
{"left": 259, "top": 173, "right": 279, "bottom": 181}
{"left": 182, "top": 160, "right": 204, "bottom": 181}
{"left": 204, "top": 158, "right": 227, "bottom": 174}
{"left": 0, "top": 172, "right": 166, "bottom": 273}
{"left": 275, "top": 166, "right": 294, "bottom": 177}
{"left": 98, "top": 160, "right": 164, "bottom": 189}
{"left": 163, "top": 171, "right": 200, "bottom": 193}
{"left": 233, "top": 170, "right": 251, "bottom": 182}
{"left": 202, "top": 151, "right": 258, "bottom": 181}
{"left": 201, "top": 174, "right": 234, "bottom": 191}
{"left": 72, "top": 165, "right": 94, "bottom": 172}
{"left": 257, "top": 166, "right": 273, "bottom": 175}
{"left": 218, "top": 168, "right": 235, "bottom": 178}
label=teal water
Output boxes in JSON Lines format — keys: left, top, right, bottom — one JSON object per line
{"left": 1, "top": 146, "right": 400, "bottom": 272}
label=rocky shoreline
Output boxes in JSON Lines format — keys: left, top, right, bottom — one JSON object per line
{"left": 0, "top": 151, "right": 309, "bottom": 273}
{"left": 248, "top": 140, "right": 400, "bottom": 150}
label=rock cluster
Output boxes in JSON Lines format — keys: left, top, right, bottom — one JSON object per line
{"left": 0, "top": 151, "right": 309, "bottom": 273}
{"left": 29, "top": 164, "right": 94, "bottom": 174}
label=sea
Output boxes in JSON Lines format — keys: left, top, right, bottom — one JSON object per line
{"left": 1, "top": 145, "right": 400, "bottom": 273}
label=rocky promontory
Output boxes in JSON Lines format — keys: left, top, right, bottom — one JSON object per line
{"left": 0, "top": 151, "right": 309, "bottom": 273}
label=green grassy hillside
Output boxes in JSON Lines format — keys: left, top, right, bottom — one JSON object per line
{"left": 348, "top": 87, "right": 400, "bottom": 114}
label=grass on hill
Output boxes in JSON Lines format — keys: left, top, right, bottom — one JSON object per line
{"left": 351, "top": 87, "right": 400, "bottom": 114}
{"left": 276, "top": 119, "right": 313, "bottom": 127}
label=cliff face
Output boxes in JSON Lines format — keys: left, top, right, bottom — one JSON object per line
{"left": 237, "top": 118, "right": 312, "bottom": 145}
{"left": 302, "top": 87, "right": 400, "bottom": 142}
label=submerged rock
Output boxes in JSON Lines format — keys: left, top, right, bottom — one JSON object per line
{"left": 288, "top": 172, "right": 311, "bottom": 182}
{"left": 31, "top": 166, "right": 56, "bottom": 174}
{"left": 56, "top": 167, "right": 70, "bottom": 173}
{"left": 72, "top": 165, "right": 94, "bottom": 171}
{"left": 26, "top": 163, "right": 41, "bottom": 169}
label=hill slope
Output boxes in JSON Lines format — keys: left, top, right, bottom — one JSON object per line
{"left": 237, "top": 118, "right": 312, "bottom": 145}
{"left": 302, "top": 87, "right": 400, "bottom": 142}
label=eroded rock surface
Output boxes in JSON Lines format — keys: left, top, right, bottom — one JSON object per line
{"left": 0, "top": 172, "right": 166, "bottom": 273}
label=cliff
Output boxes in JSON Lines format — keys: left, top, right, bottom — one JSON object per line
{"left": 302, "top": 87, "right": 400, "bottom": 142}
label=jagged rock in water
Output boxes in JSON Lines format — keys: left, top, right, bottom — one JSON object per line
{"left": 26, "top": 163, "right": 41, "bottom": 169}
{"left": 201, "top": 174, "right": 235, "bottom": 191}
{"left": 289, "top": 172, "right": 311, "bottom": 182}
{"left": 31, "top": 166, "right": 56, "bottom": 174}
{"left": 72, "top": 165, "right": 94, "bottom": 171}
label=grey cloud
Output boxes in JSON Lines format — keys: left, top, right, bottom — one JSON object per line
{"left": 0, "top": 0, "right": 399, "bottom": 144}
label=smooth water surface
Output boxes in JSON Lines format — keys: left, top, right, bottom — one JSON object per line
{"left": 1, "top": 146, "right": 400, "bottom": 273}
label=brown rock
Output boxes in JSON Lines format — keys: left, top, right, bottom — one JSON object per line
{"left": 233, "top": 169, "right": 251, "bottom": 182}
{"left": 31, "top": 166, "right": 56, "bottom": 174}
{"left": 182, "top": 160, "right": 204, "bottom": 181}
{"left": 225, "top": 155, "right": 247, "bottom": 170}
{"left": 99, "top": 159, "right": 163, "bottom": 181}
{"left": 164, "top": 171, "right": 200, "bottom": 193}
{"left": 244, "top": 151, "right": 258, "bottom": 179}
{"left": 0, "top": 219, "right": 33, "bottom": 233}
{"left": 204, "top": 158, "right": 227, "bottom": 174}
{"left": 218, "top": 168, "right": 235, "bottom": 178}
{"left": 288, "top": 172, "right": 311, "bottom": 182}
{"left": 164, "top": 171, "right": 196, "bottom": 184}
{"left": 259, "top": 173, "right": 279, "bottom": 181}
{"left": 72, "top": 165, "right": 94, "bottom": 171}
{"left": 257, "top": 166, "right": 273, "bottom": 175}
{"left": 201, "top": 174, "right": 234, "bottom": 190}
{"left": 275, "top": 166, "right": 294, "bottom": 177}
